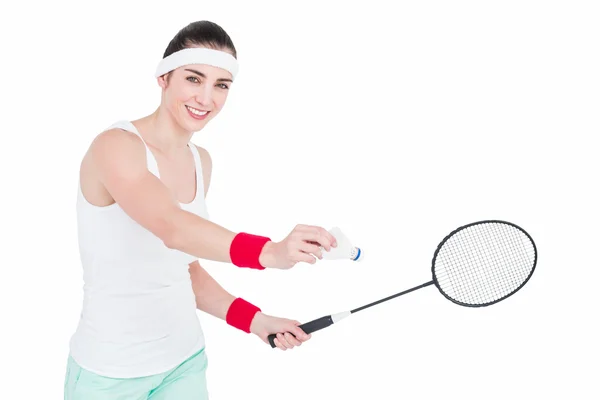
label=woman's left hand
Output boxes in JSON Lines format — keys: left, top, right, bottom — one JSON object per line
{"left": 250, "top": 312, "right": 311, "bottom": 350}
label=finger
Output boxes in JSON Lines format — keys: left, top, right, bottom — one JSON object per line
{"left": 290, "top": 321, "right": 312, "bottom": 342}
{"left": 281, "top": 333, "right": 296, "bottom": 349}
{"left": 299, "top": 227, "right": 336, "bottom": 251}
{"left": 299, "top": 242, "right": 322, "bottom": 259}
{"left": 290, "top": 324, "right": 311, "bottom": 342}
{"left": 295, "top": 225, "right": 335, "bottom": 243}
{"left": 273, "top": 337, "right": 286, "bottom": 351}
{"left": 284, "top": 332, "right": 302, "bottom": 347}
{"left": 277, "top": 332, "right": 294, "bottom": 349}
{"left": 294, "top": 252, "right": 317, "bottom": 265}
{"left": 274, "top": 335, "right": 287, "bottom": 351}
{"left": 323, "top": 228, "right": 338, "bottom": 248}
{"left": 287, "top": 332, "right": 305, "bottom": 345}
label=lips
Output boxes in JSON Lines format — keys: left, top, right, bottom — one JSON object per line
{"left": 186, "top": 105, "right": 210, "bottom": 120}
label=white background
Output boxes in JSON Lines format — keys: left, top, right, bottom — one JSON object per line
{"left": 2, "top": 1, "right": 599, "bottom": 399}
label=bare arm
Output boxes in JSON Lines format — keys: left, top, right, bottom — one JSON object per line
{"left": 189, "top": 260, "right": 237, "bottom": 319}
{"left": 90, "top": 129, "right": 336, "bottom": 267}
{"left": 186, "top": 145, "right": 315, "bottom": 349}
{"left": 91, "top": 129, "right": 236, "bottom": 262}
{"left": 188, "top": 260, "right": 311, "bottom": 350}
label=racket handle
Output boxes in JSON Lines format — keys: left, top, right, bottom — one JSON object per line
{"left": 267, "top": 315, "right": 333, "bottom": 348}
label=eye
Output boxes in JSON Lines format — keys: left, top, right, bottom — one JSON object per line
{"left": 217, "top": 83, "right": 229, "bottom": 89}
{"left": 187, "top": 76, "right": 200, "bottom": 83}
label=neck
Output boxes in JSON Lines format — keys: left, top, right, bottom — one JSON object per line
{"left": 133, "top": 105, "right": 193, "bottom": 156}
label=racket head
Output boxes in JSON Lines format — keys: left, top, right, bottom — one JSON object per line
{"left": 431, "top": 220, "right": 537, "bottom": 308}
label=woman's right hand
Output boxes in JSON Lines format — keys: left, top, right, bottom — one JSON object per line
{"left": 258, "top": 224, "right": 337, "bottom": 269}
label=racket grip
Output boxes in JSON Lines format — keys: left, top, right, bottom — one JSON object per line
{"left": 267, "top": 315, "right": 333, "bottom": 348}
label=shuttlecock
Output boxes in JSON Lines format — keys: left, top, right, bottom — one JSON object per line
{"left": 321, "top": 227, "right": 363, "bottom": 261}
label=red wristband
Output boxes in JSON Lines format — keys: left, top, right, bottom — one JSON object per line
{"left": 230, "top": 232, "right": 271, "bottom": 270}
{"left": 226, "top": 297, "right": 261, "bottom": 333}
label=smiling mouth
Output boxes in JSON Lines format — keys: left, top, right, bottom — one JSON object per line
{"left": 186, "top": 105, "right": 210, "bottom": 119}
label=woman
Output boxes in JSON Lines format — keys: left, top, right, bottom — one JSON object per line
{"left": 64, "top": 20, "right": 337, "bottom": 399}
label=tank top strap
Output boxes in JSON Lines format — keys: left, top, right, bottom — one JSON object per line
{"left": 187, "top": 143, "right": 205, "bottom": 200}
{"left": 105, "top": 120, "right": 160, "bottom": 178}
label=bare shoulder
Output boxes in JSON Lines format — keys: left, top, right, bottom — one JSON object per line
{"left": 91, "top": 127, "right": 145, "bottom": 155}
{"left": 88, "top": 128, "right": 148, "bottom": 170}
{"left": 80, "top": 128, "right": 148, "bottom": 206}
{"left": 193, "top": 144, "right": 213, "bottom": 196}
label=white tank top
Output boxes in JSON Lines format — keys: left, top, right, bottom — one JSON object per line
{"left": 69, "top": 120, "right": 208, "bottom": 378}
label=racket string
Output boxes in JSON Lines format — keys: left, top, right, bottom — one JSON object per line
{"left": 467, "top": 224, "right": 527, "bottom": 303}
{"left": 495, "top": 224, "right": 524, "bottom": 294}
{"left": 506, "top": 223, "right": 535, "bottom": 283}
{"left": 444, "top": 231, "right": 494, "bottom": 304}
{"left": 466, "top": 224, "right": 510, "bottom": 303}
{"left": 433, "top": 222, "right": 535, "bottom": 306}
{"left": 438, "top": 229, "right": 497, "bottom": 304}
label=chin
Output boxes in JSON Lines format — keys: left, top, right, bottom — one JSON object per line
{"left": 192, "top": 116, "right": 213, "bottom": 129}
{"left": 177, "top": 114, "right": 206, "bottom": 132}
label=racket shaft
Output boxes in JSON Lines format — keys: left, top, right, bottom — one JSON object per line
{"left": 268, "top": 315, "right": 333, "bottom": 348}
{"left": 267, "top": 281, "right": 434, "bottom": 348}
{"left": 351, "top": 280, "right": 434, "bottom": 313}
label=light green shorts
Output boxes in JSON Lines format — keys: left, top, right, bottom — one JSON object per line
{"left": 64, "top": 348, "right": 209, "bottom": 399}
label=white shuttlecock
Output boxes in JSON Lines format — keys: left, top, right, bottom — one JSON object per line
{"left": 321, "top": 227, "right": 363, "bottom": 261}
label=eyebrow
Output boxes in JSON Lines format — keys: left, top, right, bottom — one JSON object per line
{"left": 184, "top": 68, "right": 233, "bottom": 83}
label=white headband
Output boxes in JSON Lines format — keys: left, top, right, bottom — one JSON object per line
{"left": 154, "top": 47, "right": 239, "bottom": 79}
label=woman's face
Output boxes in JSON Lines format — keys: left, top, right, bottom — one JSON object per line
{"left": 158, "top": 50, "right": 234, "bottom": 132}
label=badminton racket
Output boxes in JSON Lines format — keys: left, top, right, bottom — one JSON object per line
{"left": 267, "top": 219, "right": 537, "bottom": 348}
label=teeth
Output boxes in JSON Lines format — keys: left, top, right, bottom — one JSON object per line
{"left": 186, "top": 106, "right": 208, "bottom": 116}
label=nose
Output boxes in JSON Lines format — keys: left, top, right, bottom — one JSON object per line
{"left": 194, "top": 84, "right": 213, "bottom": 107}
